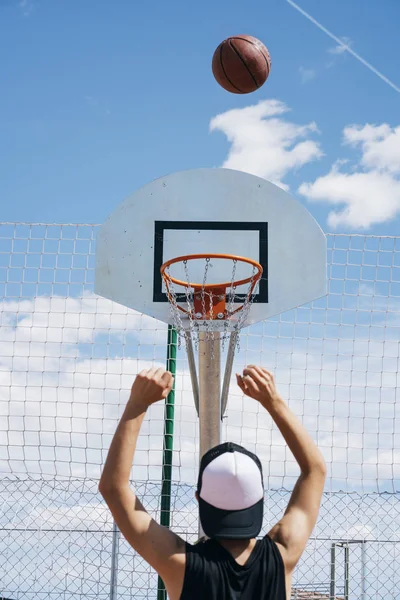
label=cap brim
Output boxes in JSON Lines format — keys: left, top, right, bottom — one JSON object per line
{"left": 199, "top": 496, "right": 263, "bottom": 540}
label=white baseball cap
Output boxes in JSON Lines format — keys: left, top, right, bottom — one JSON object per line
{"left": 197, "top": 442, "right": 264, "bottom": 539}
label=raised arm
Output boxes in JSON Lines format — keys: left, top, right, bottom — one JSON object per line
{"left": 98, "top": 368, "right": 186, "bottom": 598}
{"left": 237, "top": 366, "right": 326, "bottom": 574}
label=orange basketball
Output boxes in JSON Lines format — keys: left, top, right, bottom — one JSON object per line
{"left": 212, "top": 35, "right": 271, "bottom": 94}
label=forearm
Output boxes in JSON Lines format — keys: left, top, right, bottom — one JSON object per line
{"left": 99, "top": 397, "right": 147, "bottom": 490}
{"left": 264, "top": 396, "right": 326, "bottom": 474}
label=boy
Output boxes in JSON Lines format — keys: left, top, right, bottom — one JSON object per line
{"left": 99, "top": 365, "right": 326, "bottom": 599}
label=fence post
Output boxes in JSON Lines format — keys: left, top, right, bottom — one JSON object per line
{"left": 109, "top": 520, "right": 119, "bottom": 600}
{"left": 361, "top": 541, "right": 366, "bottom": 600}
{"left": 330, "top": 543, "right": 336, "bottom": 600}
{"left": 344, "top": 544, "right": 350, "bottom": 600}
{"left": 157, "top": 326, "right": 178, "bottom": 600}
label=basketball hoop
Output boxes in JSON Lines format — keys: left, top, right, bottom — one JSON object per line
{"left": 161, "top": 253, "right": 263, "bottom": 335}
{"left": 96, "top": 168, "right": 327, "bottom": 522}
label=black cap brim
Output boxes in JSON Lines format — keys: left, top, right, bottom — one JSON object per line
{"left": 198, "top": 496, "right": 263, "bottom": 540}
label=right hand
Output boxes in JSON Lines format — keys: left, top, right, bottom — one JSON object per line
{"left": 236, "top": 365, "right": 282, "bottom": 408}
{"left": 129, "top": 367, "right": 174, "bottom": 408}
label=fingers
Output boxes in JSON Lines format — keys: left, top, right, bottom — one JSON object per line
{"left": 161, "top": 370, "right": 174, "bottom": 397}
{"left": 244, "top": 366, "right": 275, "bottom": 390}
{"left": 131, "top": 366, "right": 174, "bottom": 405}
{"left": 243, "top": 375, "right": 260, "bottom": 395}
{"left": 136, "top": 367, "right": 174, "bottom": 393}
{"left": 237, "top": 366, "right": 275, "bottom": 402}
{"left": 243, "top": 366, "right": 265, "bottom": 388}
{"left": 139, "top": 367, "right": 172, "bottom": 380}
{"left": 149, "top": 367, "right": 166, "bottom": 378}
{"left": 161, "top": 370, "right": 173, "bottom": 383}
{"left": 236, "top": 372, "right": 259, "bottom": 397}
{"left": 246, "top": 365, "right": 274, "bottom": 379}
{"left": 236, "top": 373, "right": 246, "bottom": 392}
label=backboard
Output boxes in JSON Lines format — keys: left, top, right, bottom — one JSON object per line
{"left": 95, "top": 168, "right": 326, "bottom": 328}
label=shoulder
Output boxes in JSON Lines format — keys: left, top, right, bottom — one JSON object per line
{"left": 184, "top": 539, "right": 224, "bottom": 574}
{"left": 186, "top": 538, "right": 215, "bottom": 559}
{"left": 263, "top": 535, "right": 286, "bottom": 568}
{"left": 179, "top": 540, "right": 218, "bottom": 599}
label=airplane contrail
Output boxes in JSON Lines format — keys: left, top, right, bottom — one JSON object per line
{"left": 286, "top": 0, "right": 400, "bottom": 95}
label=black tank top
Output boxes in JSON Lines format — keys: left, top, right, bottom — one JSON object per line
{"left": 180, "top": 535, "right": 286, "bottom": 600}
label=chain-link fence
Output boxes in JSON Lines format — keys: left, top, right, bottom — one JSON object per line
{"left": 1, "top": 477, "right": 399, "bottom": 599}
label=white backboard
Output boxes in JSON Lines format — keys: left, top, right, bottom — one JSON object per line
{"left": 95, "top": 168, "right": 326, "bottom": 327}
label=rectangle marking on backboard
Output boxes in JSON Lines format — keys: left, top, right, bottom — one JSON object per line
{"left": 153, "top": 221, "right": 268, "bottom": 303}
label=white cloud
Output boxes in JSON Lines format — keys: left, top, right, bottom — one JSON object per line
{"left": 299, "top": 66, "right": 316, "bottom": 83}
{"left": 343, "top": 123, "right": 400, "bottom": 175}
{"left": 1, "top": 290, "right": 399, "bottom": 492}
{"left": 210, "top": 100, "right": 323, "bottom": 189}
{"left": 327, "top": 36, "right": 353, "bottom": 55}
{"left": 0, "top": 294, "right": 174, "bottom": 479}
{"left": 17, "top": 0, "right": 34, "bottom": 16}
{"left": 298, "top": 123, "right": 400, "bottom": 229}
{"left": 0, "top": 294, "right": 167, "bottom": 352}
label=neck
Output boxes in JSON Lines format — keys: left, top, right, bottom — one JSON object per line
{"left": 216, "top": 537, "right": 256, "bottom": 553}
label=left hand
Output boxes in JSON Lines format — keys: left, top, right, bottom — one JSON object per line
{"left": 236, "top": 365, "right": 282, "bottom": 409}
{"left": 129, "top": 367, "right": 174, "bottom": 407}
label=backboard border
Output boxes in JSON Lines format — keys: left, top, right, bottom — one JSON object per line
{"left": 153, "top": 220, "right": 268, "bottom": 304}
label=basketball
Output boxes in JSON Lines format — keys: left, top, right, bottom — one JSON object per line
{"left": 212, "top": 35, "right": 271, "bottom": 94}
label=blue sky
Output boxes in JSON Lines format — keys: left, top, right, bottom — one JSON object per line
{"left": 1, "top": 0, "right": 399, "bottom": 232}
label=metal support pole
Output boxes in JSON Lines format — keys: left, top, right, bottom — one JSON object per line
{"left": 185, "top": 331, "right": 200, "bottom": 416}
{"left": 330, "top": 543, "right": 336, "bottom": 600}
{"left": 220, "top": 331, "right": 238, "bottom": 419}
{"left": 109, "top": 520, "right": 120, "bottom": 600}
{"left": 198, "top": 332, "right": 221, "bottom": 459}
{"left": 361, "top": 541, "right": 366, "bottom": 600}
{"left": 198, "top": 331, "right": 221, "bottom": 537}
{"left": 344, "top": 544, "right": 350, "bottom": 600}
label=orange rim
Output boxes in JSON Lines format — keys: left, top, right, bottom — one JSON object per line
{"left": 160, "top": 253, "right": 263, "bottom": 319}
{"left": 160, "top": 253, "right": 263, "bottom": 290}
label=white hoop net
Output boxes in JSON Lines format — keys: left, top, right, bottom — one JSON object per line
{"left": 163, "top": 256, "right": 261, "bottom": 346}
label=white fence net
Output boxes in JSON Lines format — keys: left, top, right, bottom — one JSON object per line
{"left": 0, "top": 223, "right": 399, "bottom": 599}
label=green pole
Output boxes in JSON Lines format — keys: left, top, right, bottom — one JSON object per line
{"left": 157, "top": 325, "right": 178, "bottom": 600}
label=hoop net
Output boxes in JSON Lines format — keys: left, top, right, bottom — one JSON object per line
{"left": 160, "top": 253, "right": 263, "bottom": 338}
